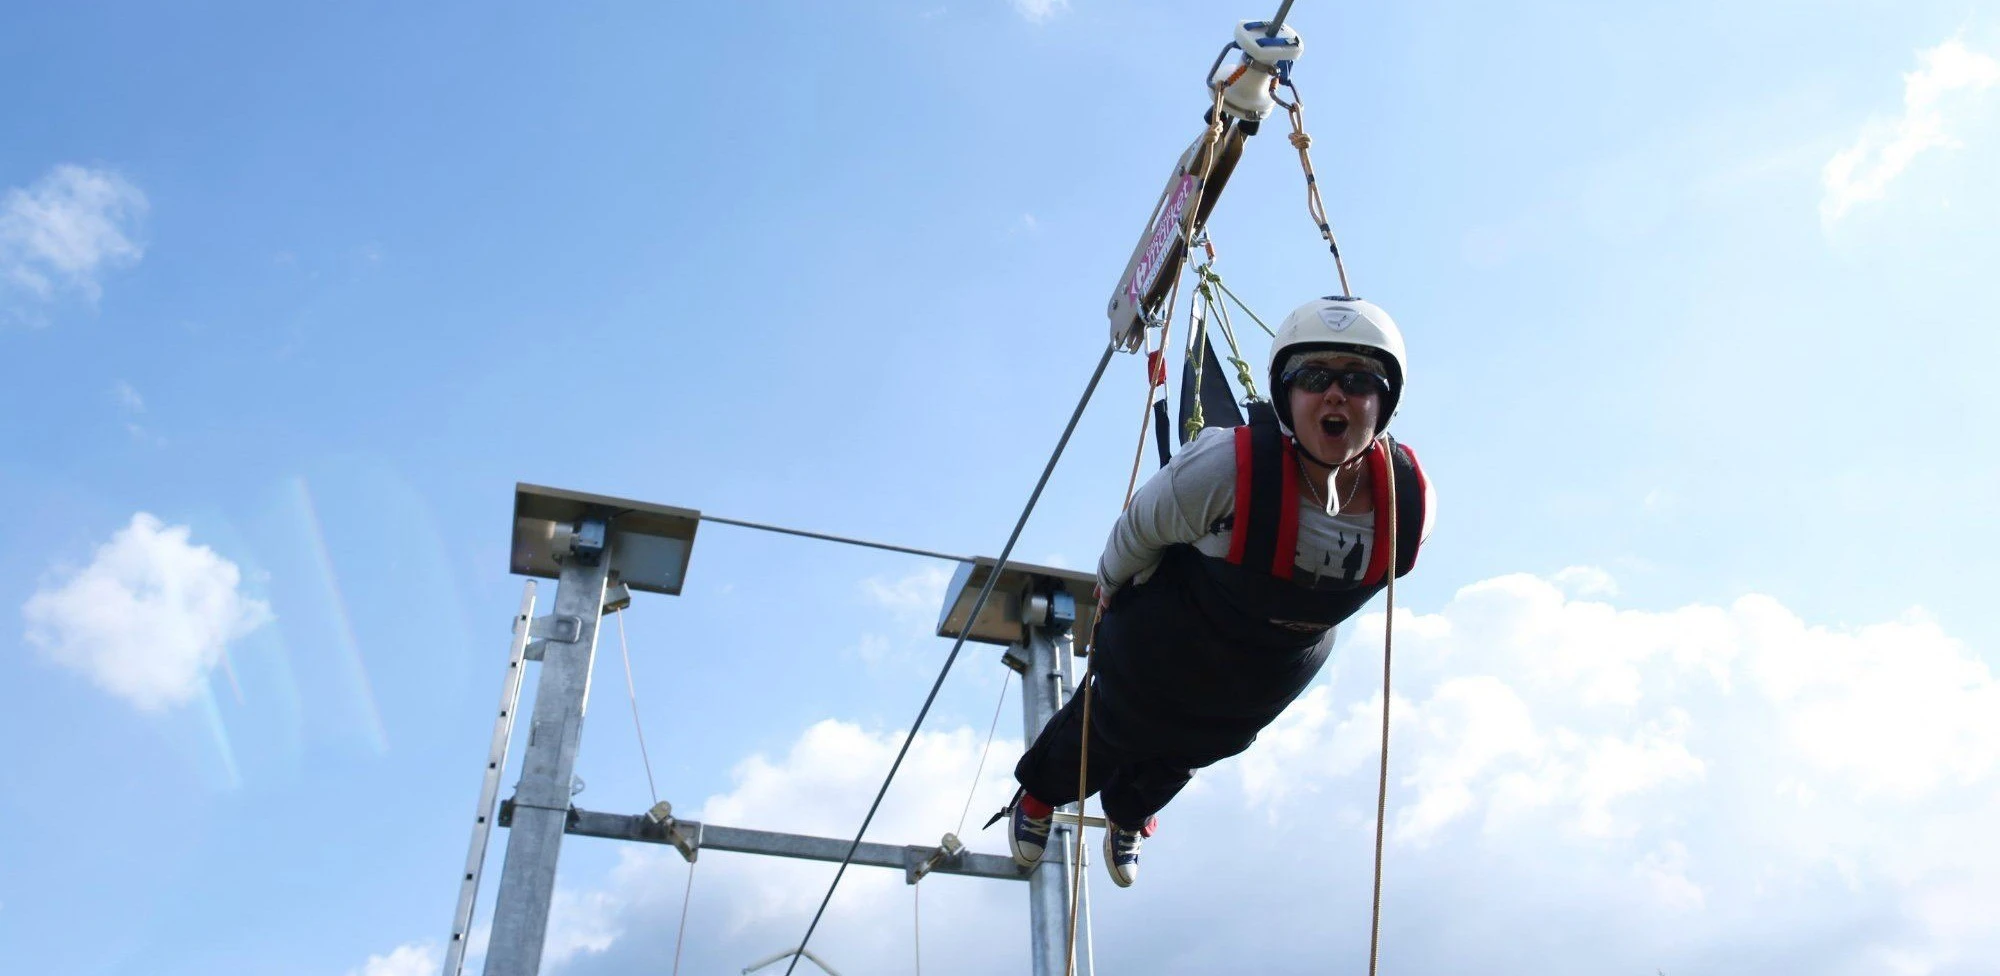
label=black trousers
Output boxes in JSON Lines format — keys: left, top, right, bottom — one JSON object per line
{"left": 1012, "top": 676, "right": 1195, "bottom": 827}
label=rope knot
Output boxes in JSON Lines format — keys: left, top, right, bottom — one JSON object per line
{"left": 1289, "top": 131, "right": 1312, "bottom": 150}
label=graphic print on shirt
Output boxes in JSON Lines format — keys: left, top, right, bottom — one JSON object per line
{"left": 1209, "top": 516, "right": 1369, "bottom": 587}
{"left": 1308, "top": 530, "right": 1367, "bottom": 586}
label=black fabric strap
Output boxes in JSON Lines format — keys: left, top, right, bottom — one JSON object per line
{"left": 1178, "top": 333, "right": 1246, "bottom": 445}
{"left": 1240, "top": 416, "right": 1286, "bottom": 576}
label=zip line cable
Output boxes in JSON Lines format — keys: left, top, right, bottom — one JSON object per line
{"left": 782, "top": 343, "right": 1119, "bottom": 976}
{"left": 1264, "top": 0, "right": 1295, "bottom": 34}
{"left": 700, "top": 514, "right": 970, "bottom": 564}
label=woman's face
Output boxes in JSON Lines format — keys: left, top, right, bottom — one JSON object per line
{"left": 1286, "top": 354, "right": 1385, "bottom": 467}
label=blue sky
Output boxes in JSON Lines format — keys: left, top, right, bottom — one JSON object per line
{"left": 4, "top": 1, "right": 1999, "bottom": 974}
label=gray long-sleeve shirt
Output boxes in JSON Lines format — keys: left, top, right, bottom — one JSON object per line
{"left": 1096, "top": 426, "right": 1379, "bottom": 602}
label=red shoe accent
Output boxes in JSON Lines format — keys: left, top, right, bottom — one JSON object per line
{"left": 1020, "top": 794, "right": 1055, "bottom": 819}
{"left": 1140, "top": 816, "right": 1158, "bottom": 838}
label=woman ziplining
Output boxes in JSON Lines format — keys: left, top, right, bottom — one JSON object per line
{"left": 1005, "top": 295, "right": 1434, "bottom": 888}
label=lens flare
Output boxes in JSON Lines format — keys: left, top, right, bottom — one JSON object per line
{"left": 292, "top": 476, "right": 389, "bottom": 754}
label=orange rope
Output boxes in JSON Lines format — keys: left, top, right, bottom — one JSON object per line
{"left": 1280, "top": 84, "right": 1353, "bottom": 295}
{"left": 1065, "top": 86, "right": 1233, "bottom": 976}
{"left": 1366, "top": 439, "right": 1400, "bottom": 976}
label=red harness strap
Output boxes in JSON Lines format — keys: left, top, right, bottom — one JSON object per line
{"left": 1226, "top": 423, "right": 1302, "bottom": 579}
{"left": 1360, "top": 440, "right": 1395, "bottom": 586}
{"left": 1230, "top": 429, "right": 1429, "bottom": 587}
{"left": 1226, "top": 425, "right": 1254, "bottom": 565}
{"left": 1273, "top": 438, "right": 1300, "bottom": 580}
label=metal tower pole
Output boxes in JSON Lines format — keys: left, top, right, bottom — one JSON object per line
{"left": 1017, "top": 623, "right": 1076, "bottom": 976}
{"left": 483, "top": 522, "right": 614, "bottom": 976}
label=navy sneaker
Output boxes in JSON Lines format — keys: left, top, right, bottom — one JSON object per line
{"left": 1103, "top": 816, "right": 1156, "bottom": 888}
{"left": 1009, "top": 795, "right": 1054, "bottom": 868}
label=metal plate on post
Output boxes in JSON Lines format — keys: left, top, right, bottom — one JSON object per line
{"left": 935, "top": 557, "right": 1098, "bottom": 647}
{"left": 510, "top": 483, "right": 700, "bottom": 595}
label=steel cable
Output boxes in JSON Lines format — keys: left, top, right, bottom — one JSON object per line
{"left": 782, "top": 343, "right": 1119, "bottom": 975}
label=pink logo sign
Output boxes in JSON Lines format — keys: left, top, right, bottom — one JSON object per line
{"left": 1126, "top": 175, "right": 1197, "bottom": 312}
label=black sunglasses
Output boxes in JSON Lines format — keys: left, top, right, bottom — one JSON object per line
{"left": 1282, "top": 364, "right": 1390, "bottom": 397}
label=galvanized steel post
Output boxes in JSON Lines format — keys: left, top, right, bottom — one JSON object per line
{"left": 483, "top": 531, "right": 614, "bottom": 976}
{"left": 1020, "top": 623, "right": 1078, "bottom": 976}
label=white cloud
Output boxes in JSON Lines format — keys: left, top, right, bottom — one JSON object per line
{"left": 1, "top": 164, "right": 147, "bottom": 316}
{"left": 855, "top": 566, "right": 954, "bottom": 662}
{"left": 859, "top": 565, "right": 952, "bottom": 623}
{"left": 1010, "top": 0, "right": 1068, "bottom": 25}
{"left": 1821, "top": 38, "right": 2000, "bottom": 225}
{"left": 1634, "top": 841, "right": 1705, "bottom": 912}
{"left": 487, "top": 569, "right": 2000, "bottom": 974}
{"left": 110, "top": 380, "right": 163, "bottom": 445}
{"left": 347, "top": 943, "right": 439, "bottom": 976}
{"left": 1242, "top": 569, "right": 2000, "bottom": 970}
{"left": 546, "top": 889, "right": 621, "bottom": 967}
{"left": 22, "top": 513, "right": 273, "bottom": 711}
{"left": 111, "top": 380, "right": 145, "bottom": 413}
{"left": 1552, "top": 564, "right": 1618, "bottom": 598}
{"left": 852, "top": 632, "right": 892, "bottom": 665}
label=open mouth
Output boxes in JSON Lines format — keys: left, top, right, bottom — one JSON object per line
{"left": 1318, "top": 416, "right": 1349, "bottom": 438}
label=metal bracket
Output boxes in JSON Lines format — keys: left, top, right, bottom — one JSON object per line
{"left": 530, "top": 614, "right": 582, "bottom": 643}
{"left": 1051, "top": 810, "right": 1108, "bottom": 830}
{"left": 1001, "top": 644, "right": 1030, "bottom": 675}
{"left": 645, "top": 800, "right": 703, "bottom": 863}
{"left": 526, "top": 613, "right": 585, "bottom": 659}
{"left": 495, "top": 797, "right": 582, "bottom": 831}
{"left": 905, "top": 833, "right": 966, "bottom": 884}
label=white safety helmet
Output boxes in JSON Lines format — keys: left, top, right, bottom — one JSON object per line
{"left": 1267, "top": 296, "right": 1408, "bottom": 437}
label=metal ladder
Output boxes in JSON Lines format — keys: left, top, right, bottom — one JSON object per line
{"left": 444, "top": 582, "right": 539, "bottom": 976}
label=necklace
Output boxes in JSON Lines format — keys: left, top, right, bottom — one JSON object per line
{"left": 1299, "top": 457, "right": 1363, "bottom": 515}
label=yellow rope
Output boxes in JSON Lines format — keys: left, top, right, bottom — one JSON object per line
{"left": 1067, "top": 91, "right": 1235, "bottom": 976}
{"left": 1184, "top": 270, "right": 1213, "bottom": 441}
{"left": 1195, "top": 262, "right": 1263, "bottom": 400}
{"left": 1208, "top": 272, "right": 1277, "bottom": 338}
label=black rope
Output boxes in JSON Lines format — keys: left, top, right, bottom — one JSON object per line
{"left": 783, "top": 342, "right": 1119, "bottom": 975}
